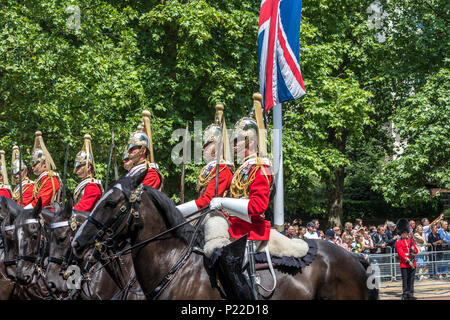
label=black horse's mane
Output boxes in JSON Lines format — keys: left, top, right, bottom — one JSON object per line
{"left": 107, "top": 174, "right": 204, "bottom": 248}
{"left": 142, "top": 186, "right": 205, "bottom": 248}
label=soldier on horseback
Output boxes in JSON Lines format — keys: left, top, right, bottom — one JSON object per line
{"left": 11, "top": 146, "right": 35, "bottom": 207}
{"left": 176, "top": 104, "right": 234, "bottom": 253}
{"left": 208, "top": 93, "right": 274, "bottom": 300}
{"left": 123, "top": 110, "right": 163, "bottom": 190}
{"left": 73, "top": 134, "right": 103, "bottom": 212}
{"left": 24, "top": 131, "right": 62, "bottom": 209}
{"left": 0, "top": 150, "right": 12, "bottom": 199}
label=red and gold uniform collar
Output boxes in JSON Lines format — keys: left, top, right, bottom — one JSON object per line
{"left": 230, "top": 154, "right": 273, "bottom": 199}
{"left": 127, "top": 160, "right": 159, "bottom": 177}
{"left": 74, "top": 175, "right": 103, "bottom": 204}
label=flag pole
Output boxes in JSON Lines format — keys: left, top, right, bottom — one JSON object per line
{"left": 273, "top": 102, "right": 284, "bottom": 232}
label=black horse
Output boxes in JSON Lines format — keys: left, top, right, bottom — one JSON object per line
{"left": 72, "top": 171, "right": 378, "bottom": 300}
{"left": 14, "top": 198, "right": 52, "bottom": 287}
{"left": 0, "top": 196, "right": 23, "bottom": 281}
{"left": 0, "top": 197, "right": 48, "bottom": 299}
{"left": 45, "top": 200, "right": 144, "bottom": 300}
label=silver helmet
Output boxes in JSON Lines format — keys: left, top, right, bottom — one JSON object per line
{"left": 31, "top": 131, "right": 56, "bottom": 171}
{"left": 202, "top": 123, "right": 222, "bottom": 149}
{"left": 74, "top": 134, "right": 96, "bottom": 173}
{"left": 123, "top": 110, "right": 154, "bottom": 162}
{"left": 231, "top": 116, "right": 258, "bottom": 144}
{"left": 123, "top": 130, "right": 150, "bottom": 160}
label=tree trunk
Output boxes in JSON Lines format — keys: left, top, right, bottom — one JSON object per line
{"left": 326, "top": 129, "right": 348, "bottom": 229}
{"left": 326, "top": 165, "right": 346, "bottom": 229}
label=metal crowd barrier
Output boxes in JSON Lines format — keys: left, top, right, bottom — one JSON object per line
{"left": 368, "top": 245, "right": 450, "bottom": 282}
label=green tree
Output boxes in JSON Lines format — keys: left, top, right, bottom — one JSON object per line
{"left": 370, "top": 0, "right": 449, "bottom": 207}
{"left": 0, "top": 0, "right": 261, "bottom": 201}
{"left": 278, "top": 0, "right": 377, "bottom": 227}
{"left": 373, "top": 69, "right": 449, "bottom": 206}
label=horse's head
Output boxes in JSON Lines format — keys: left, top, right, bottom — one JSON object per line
{"left": 45, "top": 198, "right": 78, "bottom": 293}
{"left": 71, "top": 170, "right": 147, "bottom": 259}
{"left": 0, "top": 196, "right": 22, "bottom": 280}
{"left": 16, "top": 198, "right": 52, "bottom": 285}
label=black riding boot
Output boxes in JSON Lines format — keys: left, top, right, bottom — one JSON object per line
{"left": 217, "top": 235, "right": 256, "bottom": 300}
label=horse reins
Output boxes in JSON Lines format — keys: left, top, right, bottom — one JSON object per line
{"left": 47, "top": 210, "right": 102, "bottom": 300}
{"left": 84, "top": 185, "right": 211, "bottom": 299}
{"left": 47, "top": 210, "right": 89, "bottom": 271}
{"left": 16, "top": 218, "right": 47, "bottom": 269}
{"left": 47, "top": 220, "right": 76, "bottom": 272}
{"left": 7, "top": 217, "right": 53, "bottom": 300}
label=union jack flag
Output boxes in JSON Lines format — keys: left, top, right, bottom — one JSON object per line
{"left": 258, "top": 0, "right": 306, "bottom": 113}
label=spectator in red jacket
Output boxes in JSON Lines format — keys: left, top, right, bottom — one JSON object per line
{"left": 395, "top": 218, "right": 418, "bottom": 300}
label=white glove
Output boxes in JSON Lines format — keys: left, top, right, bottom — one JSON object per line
{"left": 209, "top": 197, "right": 225, "bottom": 211}
{"left": 176, "top": 200, "right": 199, "bottom": 218}
{"left": 209, "top": 197, "right": 251, "bottom": 223}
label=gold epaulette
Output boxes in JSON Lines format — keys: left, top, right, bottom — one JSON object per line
{"left": 230, "top": 155, "right": 272, "bottom": 199}
{"left": 33, "top": 171, "right": 58, "bottom": 203}
{"left": 196, "top": 161, "right": 231, "bottom": 194}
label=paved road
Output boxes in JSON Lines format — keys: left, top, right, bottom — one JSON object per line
{"left": 379, "top": 279, "right": 450, "bottom": 300}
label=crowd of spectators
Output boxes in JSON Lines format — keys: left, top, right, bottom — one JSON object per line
{"left": 282, "top": 214, "right": 450, "bottom": 279}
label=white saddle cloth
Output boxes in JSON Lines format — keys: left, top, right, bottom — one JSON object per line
{"left": 202, "top": 211, "right": 309, "bottom": 259}
{"left": 256, "top": 229, "right": 309, "bottom": 258}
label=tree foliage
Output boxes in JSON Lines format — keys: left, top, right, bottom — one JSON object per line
{"left": 0, "top": 0, "right": 447, "bottom": 223}
{"left": 371, "top": 0, "right": 449, "bottom": 207}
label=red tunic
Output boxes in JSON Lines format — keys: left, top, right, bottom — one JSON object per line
{"left": 31, "top": 174, "right": 60, "bottom": 208}
{"left": 74, "top": 183, "right": 102, "bottom": 212}
{"left": 142, "top": 168, "right": 161, "bottom": 190}
{"left": 228, "top": 165, "right": 272, "bottom": 241}
{"left": 396, "top": 238, "right": 419, "bottom": 268}
{"left": 14, "top": 182, "right": 35, "bottom": 207}
{"left": 195, "top": 164, "right": 233, "bottom": 210}
{"left": 0, "top": 188, "right": 12, "bottom": 199}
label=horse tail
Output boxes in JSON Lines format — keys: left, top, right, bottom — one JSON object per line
{"left": 142, "top": 187, "right": 204, "bottom": 247}
{"left": 352, "top": 253, "right": 379, "bottom": 300}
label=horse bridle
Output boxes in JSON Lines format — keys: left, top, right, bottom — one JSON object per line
{"left": 17, "top": 218, "right": 47, "bottom": 274}
{"left": 47, "top": 221, "right": 75, "bottom": 272}
{"left": 86, "top": 185, "right": 142, "bottom": 254}
{"left": 47, "top": 211, "right": 89, "bottom": 279}
{"left": 86, "top": 184, "right": 209, "bottom": 299}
